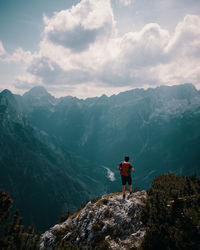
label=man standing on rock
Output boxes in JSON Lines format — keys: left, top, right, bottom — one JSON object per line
{"left": 117, "top": 155, "right": 134, "bottom": 199}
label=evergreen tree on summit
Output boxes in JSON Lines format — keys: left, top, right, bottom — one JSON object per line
{"left": 0, "top": 190, "right": 40, "bottom": 250}
{"left": 141, "top": 173, "right": 200, "bottom": 250}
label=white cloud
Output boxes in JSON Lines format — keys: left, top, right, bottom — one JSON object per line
{"left": 0, "top": 41, "right": 37, "bottom": 93}
{"left": 0, "top": 41, "right": 6, "bottom": 56}
{"left": 26, "top": 0, "right": 118, "bottom": 88}
{"left": 31, "top": 3, "right": 171, "bottom": 87}
{"left": 43, "top": 0, "right": 115, "bottom": 52}
{"left": 153, "top": 57, "right": 200, "bottom": 86}
{"left": 154, "top": 14, "right": 200, "bottom": 86}
{"left": 14, "top": 73, "right": 42, "bottom": 90}
{"left": 97, "top": 23, "right": 170, "bottom": 86}
{"left": 98, "top": 14, "right": 200, "bottom": 87}
{"left": 118, "top": 23, "right": 170, "bottom": 67}
{"left": 3, "top": 48, "right": 34, "bottom": 64}
{"left": 47, "top": 82, "right": 133, "bottom": 98}
{"left": 119, "top": 0, "right": 133, "bottom": 6}
{"left": 2, "top": 0, "right": 199, "bottom": 97}
{"left": 166, "top": 15, "right": 200, "bottom": 58}
{"left": 27, "top": 2, "right": 200, "bottom": 94}
{"left": 0, "top": 40, "right": 35, "bottom": 65}
{"left": 28, "top": 56, "right": 92, "bottom": 85}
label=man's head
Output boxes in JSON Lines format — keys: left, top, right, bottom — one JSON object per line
{"left": 124, "top": 155, "right": 129, "bottom": 162}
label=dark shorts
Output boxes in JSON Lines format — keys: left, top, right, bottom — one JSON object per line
{"left": 121, "top": 175, "right": 132, "bottom": 185}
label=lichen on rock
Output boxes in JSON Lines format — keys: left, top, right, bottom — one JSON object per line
{"left": 40, "top": 190, "right": 146, "bottom": 249}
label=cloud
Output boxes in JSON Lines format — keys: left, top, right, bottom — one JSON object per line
{"left": 118, "top": 23, "right": 170, "bottom": 68}
{"left": 25, "top": 0, "right": 117, "bottom": 89}
{"left": 43, "top": 0, "right": 115, "bottom": 52}
{"left": 98, "top": 23, "right": 170, "bottom": 86}
{"left": 104, "top": 167, "right": 116, "bottom": 182}
{"left": 0, "top": 41, "right": 6, "bottom": 56}
{"left": 101, "top": 14, "right": 200, "bottom": 87}
{"left": 166, "top": 15, "right": 200, "bottom": 58}
{"left": 28, "top": 56, "right": 92, "bottom": 84}
{"left": 28, "top": 3, "right": 200, "bottom": 93}
{"left": 0, "top": 40, "right": 37, "bottom": 93}
{"left": 0, "top": 40, "right": 35, "bottom": 65}
{"left": 6, "top": 0, "right": 199, "bottom": 97}
{"left": 2, "top": 48, "right": 34, "bottom": 64}
{"left": 14, "top": 73, "right": 42, "bottom": 90}
{"left": 48, "top": 25, "right": 103, "bottom": 52}
{"left": 30, "top": 4, "right": 171, "bottom": 87}
{"left": 119, "top": 0, "right": 133, "bottom": 6}
{"left": 153, "top": 14, "right": 200, "bottom": 86}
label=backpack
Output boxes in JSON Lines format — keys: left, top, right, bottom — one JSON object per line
{"left": 120, "top": 161, "right": 132, "bottom": 176}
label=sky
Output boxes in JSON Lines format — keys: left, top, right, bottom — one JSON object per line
{"left": 0, "top": 0, "right": 200, "bottom": 98}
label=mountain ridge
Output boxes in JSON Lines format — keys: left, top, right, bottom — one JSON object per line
{"left": 0, "top": 83, "right": 200, "bottom": 232}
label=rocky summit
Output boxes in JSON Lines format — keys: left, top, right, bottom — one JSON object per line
{"left": 40, "top": 190, "right": 146, "bottom": 249}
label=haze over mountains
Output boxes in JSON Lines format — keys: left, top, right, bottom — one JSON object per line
{"left": 0, "top": 83, "right": 200, "bottom": 231}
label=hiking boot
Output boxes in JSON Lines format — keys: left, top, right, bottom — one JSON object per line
{"left": 127, "top": 192, "right": 132, "bottom": 200}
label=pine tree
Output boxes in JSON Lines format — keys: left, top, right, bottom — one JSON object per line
{"left": 0, "top": 190, "right": 40, "bottom": 249}
{"left": 141, "top": 173, "right": 200, "bottom": 250}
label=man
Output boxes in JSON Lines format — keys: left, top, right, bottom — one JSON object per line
{"left": 117, "top": 155, "right": 134, "bottom": 199}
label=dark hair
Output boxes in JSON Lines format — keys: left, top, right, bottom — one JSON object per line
{"left": 125, "top": 155, "right": 129, "bottom": 162}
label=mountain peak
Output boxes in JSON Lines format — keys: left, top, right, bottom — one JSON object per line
{"left": 23, "top": 86, "right": 51, "bottom": 98}
{"left": 22, "top": 86, "right": 57, "bottom": 109}
{"left": 0, "top": 89, "right": 22, "bottom": 123}
{"left": 0, "top": 89, "right": 13, "bottom": 97}
{"left": 40, "top": 191, "right": 146, "bottom": 249}
{"left": 0, "top": 89, "right": 16, "bottom": 105}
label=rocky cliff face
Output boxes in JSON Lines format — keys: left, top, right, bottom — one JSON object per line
{"left": 40, "top": 190, "right": 146, "bottom": 249}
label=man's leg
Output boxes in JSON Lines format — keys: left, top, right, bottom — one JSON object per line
{"left": 129, "top": 184, "right": 132, "bottom": 194}
{"left": 128, "top": 176, "right": 132, "bottom": 194}
{"left": 122, "top": 185, "right": 126, "bottom": 194}
{"left": 122, "top": 185, "right": 126, "bottom": 199}
{"left": 121, "top": 176, "right": 126, "bottom": 199}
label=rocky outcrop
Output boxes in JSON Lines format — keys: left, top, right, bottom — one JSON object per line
{"left": 40, "top": 190, "right": 146, "bottom": 249}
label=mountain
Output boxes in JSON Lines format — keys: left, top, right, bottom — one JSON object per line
{"left": 23, "top": 83, "right": 200, "bottom": 188}
{"left": 0, "top": 83, "right": 200, "bottom": 232}
{"left": 21, "top": 86, "right": 57, "bottom": 112}
{"left": 23, "top": 86, "right": 56, "bottom": 105}
{"left": 0, "top": 89, "right": 107, "bottom": 232}
{"left": 0, "top": 89, "right": 22, "bottom": 123}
